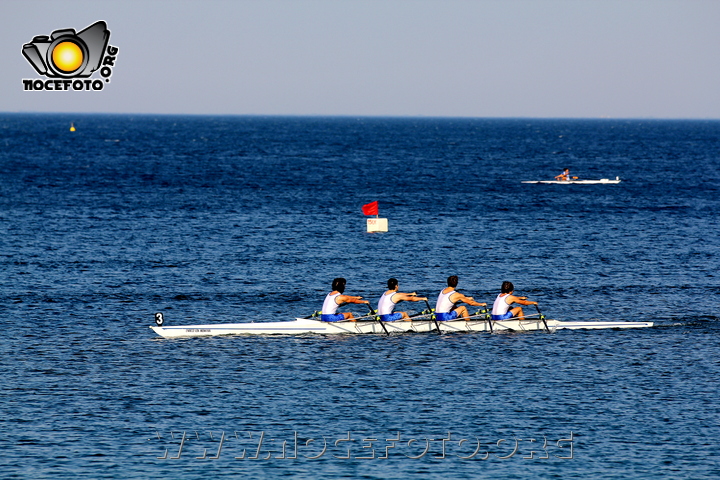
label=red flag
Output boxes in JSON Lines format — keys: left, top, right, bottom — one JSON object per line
{"left": 362, "top": 201, "right": 379, "bottom": 216}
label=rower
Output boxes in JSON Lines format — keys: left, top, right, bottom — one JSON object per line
{"left": 377, "top": 278, "right": 428, "bottom": 322}
{"left": 491, "top": 281, "right": 538, "bottom": 320}
{"left": 554, "top": 167, "right": 578, "bottom": 181}
{"left": 321, "top": 278, "right": 370, "bottom": 322}
{"left": 434, "top": 275, "right": 486, "bottom": 321}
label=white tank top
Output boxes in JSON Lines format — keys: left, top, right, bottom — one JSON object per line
{"left": 492, "top": 294, "right": 511, "bottom": 316}
{"left": 322, "top": 293, "right": 342, "bottom": 314}
{"left": 435, "top": 289, "right": 456, "bottom": 313}
{"left": 377, "top": 292, "right": 398, "bottom": 315}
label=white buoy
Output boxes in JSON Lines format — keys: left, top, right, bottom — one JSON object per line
{"left": 367, "top": 217, "right": 388, "bottom": 232}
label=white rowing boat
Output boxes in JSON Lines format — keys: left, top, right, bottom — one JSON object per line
{"left": 149, "top": 313, "right": 653, "bottom": 338}
{"left": 522, "top": 177, "right": 621, "bottom": 185}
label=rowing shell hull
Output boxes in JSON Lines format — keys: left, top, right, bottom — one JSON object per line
{"left": 149, "top": 318, "right": 653, "bottom": 338}
{"left": 522, "top": 178, "right": 621, "bottom": 185}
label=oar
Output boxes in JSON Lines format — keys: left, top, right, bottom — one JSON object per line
{"left": 534, "top": 303, "right": 550, "bottom": 333}
{"left": 479, "top": 305, "right": 493, "bottom": 333}
{"left": 368, "top": 303, "right": 390, "bottom": 336}
{"left": 462, "top": 306, "right": 494, "bottom": 332}
{"left": 303, "top": 311, "right": 321, "bottom": 319}
{"left": 424, "top": 300, "right": 442, "bottom": 335}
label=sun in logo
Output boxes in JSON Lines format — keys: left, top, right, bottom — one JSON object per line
{"left": 51, "top": 41, "right": 84, "bottom": 73}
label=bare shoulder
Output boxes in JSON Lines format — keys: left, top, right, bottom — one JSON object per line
{"left": 451, "top": 291, "right": 470, "bottom": 302}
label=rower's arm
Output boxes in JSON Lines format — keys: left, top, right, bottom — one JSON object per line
{"left": 454, "top": 293, "right": 487, "bottom": 307}
{"left": 394, "top": 292, "right": 428, "bottom": 302}
{"left": 339, "top": 295, "right": 369, "bottom": 305}
{"left": 511, "top": 295, "right": 538, "bottom": 306}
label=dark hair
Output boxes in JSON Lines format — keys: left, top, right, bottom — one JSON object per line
{"left": 332, "top": 277, "right": 346, "bottom": 294}
{"left": 387, "top": 278, "right": 398, "bottom": 289}
{"left": 447, "top": 275, "right": 459, "bottom": 288}
{"left": 501, "top": 281, "right": 514, "bottom": 294}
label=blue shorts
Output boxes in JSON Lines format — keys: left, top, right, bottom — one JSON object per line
{"left": 380, "top": 313, "right": 403, "bottom": 322}
{"left": 321, "top": 313, "right": 346, "bottom": 322}
{"left": 435, "top": 311, "right": 459, "bottom": 321}
{"left": 491, "top": 312, "right": 514, "bottom": 320}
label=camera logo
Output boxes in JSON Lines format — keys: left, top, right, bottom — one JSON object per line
{"left": 22, "top": 21, "right": 119, "bottom": 91}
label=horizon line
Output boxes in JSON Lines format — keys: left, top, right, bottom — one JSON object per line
{"left": 2, "top": 111, "right": 720, "bottom": 122}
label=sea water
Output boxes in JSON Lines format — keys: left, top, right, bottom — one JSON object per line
{"left": 1, "top": 114, "right": 719, "bottom": 479}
